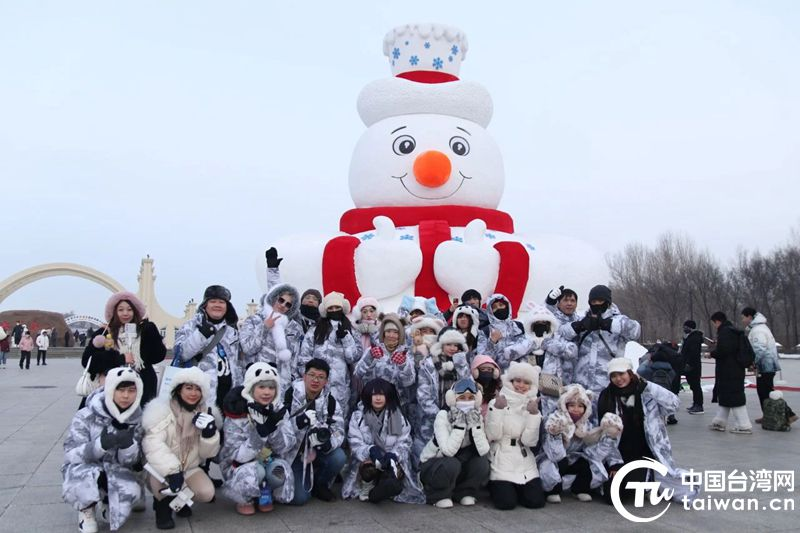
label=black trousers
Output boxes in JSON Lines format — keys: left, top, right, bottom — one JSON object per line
{"left": 549, "top": 457, "right": 592, "bottom": 495}
{"left": 19, "top": 351, "right": 31, "bottom": 369}
{"left": 489, "top": 478, "right": 545, "bottom": 510}
{"left": 603, "top": 462, "right": 649, "bottom": 505}
{"left": 37, "top": 349, "right": 47, "bottom": 364}
{"left": 757, "top": 372, "right": 796, "bottom": 417}
{"left": 685, "top": 370, "right": 703, "bottom": 407}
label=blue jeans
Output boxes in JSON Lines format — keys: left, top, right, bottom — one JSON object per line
{"left": 289, "top": 447, "right": 346, "bottom": 505}
{"left": 0, "top": 351, "right": 7, "bottom": 365}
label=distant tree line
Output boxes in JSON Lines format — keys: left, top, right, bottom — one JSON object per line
{"left": 607, "top": 229, "right": 800, "bottom": 349}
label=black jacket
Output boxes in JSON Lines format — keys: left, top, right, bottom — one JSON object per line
{"left": 680, "top": 330, "right": 704, "bottom": 374}
{"left": 82, "top": 320, "right": 167, "bottom": 405}
{"left": 711, "top": 321, "right": 745, "bottom": 407}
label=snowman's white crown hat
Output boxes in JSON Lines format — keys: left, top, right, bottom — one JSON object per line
{"left": 358, "top": 23, "right": 493, "bottom": 128}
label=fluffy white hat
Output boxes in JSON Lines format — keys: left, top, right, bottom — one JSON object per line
{"left": 504, "top": 361, "right": 540, "bottom": 394}
{"left": 319, "top": 291, "right": 352, "bottom": 318}
{"left": 769, "top": 390, "right": 784, "bottom": 401}
{"left": 104, "top": 366, "right": 144, "bottom": 423}
{"left": 241, "top": 362, "right": 280, "bottom": 404}
{"left": 351, "top": 296, "right": 381, "bottom": 322}
{"left": 167, "top": 367, "right": 212, "bottom": 404}
{"left": 431, "top": 327, "right": 468, "bottom": 356}
{"left": 105, "top": 291, "right": 147, "bottom": 322}
{"left": 409, "top": 315, "right": 445, "bottom": 336}
{"left": 518, "top": 304, "right": 559, "bottom": 339}
{"left": 451, "top": 305, "right": 479, "bottom": 338}
{"left": 607, "top": 357, "right": 634, "bottom": 376}
{"left": 444, "top": 377, "right": 483, "bottom": 409}
{"left": 557, "top": 384, "right": 593, "bottom": 426}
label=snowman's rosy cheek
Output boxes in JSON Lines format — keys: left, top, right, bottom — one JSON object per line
{"left": 449, "top": 136, "right": 470, "bottom": 156}
{"left": 392, "top": 135, "right": 416, "bottom": 156}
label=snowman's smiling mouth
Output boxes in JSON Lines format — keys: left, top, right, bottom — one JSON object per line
{"left": 391, "top": 172, "right": 473, "bottom": 200}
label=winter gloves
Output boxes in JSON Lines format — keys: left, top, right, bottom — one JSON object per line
{"left": 600, "top": 413, "right": 624, "bottom": 438}
{"left": 294, "top": 409, "right": 316, "bottom": 430}
{"left": 368, "top": 447, "right": 400, "bottom": 471}
{"left": 545, "top": 286, "right": 564, "bottom": 305}
{"left": 390, "top": 350, "right": 407, "bottom": 365}
{"left": 192, "top": 408, "right": 217, "bottom": 439}
{"left": 248, "top": 403, "right": 284, "bottom": 438}
{"left": 494, "top": 394, "right": 508, "bottom": 409}
{"left": 545, "top": 411, "right": 572, "bottom": 436}
{"left": 265, "top": 247, "right": 283, "bottom": 269}
{"left": 493, "top": 394, "right": 538, "bottom": 414}
{"left": 370, "top": 346, "right": 383, "bottom": 359}
{"left": 166, "top": 472, "right": 185, "bottom": 493}
{"left": 336, "top": 322, "right": 348, "bottom": 340}
{"left": 99, "top": 426, "right": 135, "bottom": 451}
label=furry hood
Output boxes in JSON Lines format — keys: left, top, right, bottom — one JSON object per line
{"left": 142, "top": 374, "right": 221, "bottom": 432}
{"left": 103, "top": 366, "right": 144, "bottom": 424}
{"left": 486, "top": 293, "right": 514, "bottom": 322}
{"left": 105, "top": 291, "right": 147, "bottom": 322}
{"left": 431, "top": 327, "right": 468, "bottom": 357}
{"left": 88, "top": 388, "right": 142, "bottom": 426}
{"left": 379, "top": 313, "right": 406, "bottom": 346}
{"left": 545, "top": 384, "right": 604, "bottom": 444}
{"left": 451, "top": 305, "right": 480, "bottom": 338}
{"left": 165, "top": 367, "right": 211, "bottom": 405}
{"left": 518, "top": 304, "right": 559, "bottom": 340}
{"left": 241, "top": 362, "right": 281, "bottom": 403}
{"left": 260, "top": 283, "right": 301, "bottom": 321}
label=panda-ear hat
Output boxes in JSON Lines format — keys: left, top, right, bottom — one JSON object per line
{"left": 104, "top": 366, "right": 144, "bottom": 423}
{"left": 241, "top": 362, "right": 280, "bottom": 403}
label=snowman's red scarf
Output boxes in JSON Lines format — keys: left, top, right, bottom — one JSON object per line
{"left": 322, "top": 205, "right": 530, "bottom": 312}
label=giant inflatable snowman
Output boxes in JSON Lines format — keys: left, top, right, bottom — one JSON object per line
{"left": 267, "top": 23, "right": 547, "bottom": 315}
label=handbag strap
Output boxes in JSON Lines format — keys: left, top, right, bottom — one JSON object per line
{"left": 200, "top": 326, "right": 227, "bottom": 358}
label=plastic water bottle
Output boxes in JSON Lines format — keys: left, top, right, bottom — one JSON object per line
{"left": 258, "top": 481, "right": 273, "bottom": 507}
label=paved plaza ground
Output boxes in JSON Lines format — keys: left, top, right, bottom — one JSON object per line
{"left": 1, "top": 357, "right": 798, "bottom": 532}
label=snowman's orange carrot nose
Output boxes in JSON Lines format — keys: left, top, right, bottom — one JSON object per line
{"left": 413, "top": 150, "right": 451, "bottom": 188}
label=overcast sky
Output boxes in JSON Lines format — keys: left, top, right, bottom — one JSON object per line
{"left": 1, "top": 1, "right": 798, "bottom": 320}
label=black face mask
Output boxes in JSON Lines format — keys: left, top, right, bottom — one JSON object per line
{"left": 590, "top": 302, "right": 609, "bottom": 316}
{"left": 493, "top": 307, "right": 509, "bottom": 320}
{"left": 476, "top": 370, "right": 495, "bottom": 386}
{"left": 532, "top": 322, "right": 550, "bottom": 337}
{"left": 327, "top": 310, "right": 345, "bottom": 322}
{"left": 300, "top": 304, "right": 320, "bottom": 321}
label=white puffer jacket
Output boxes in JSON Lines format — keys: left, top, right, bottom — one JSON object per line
{"left": 141, "top": 368, "right": 222, "bottom": 478}
{"left": 485, "top": 370, "right": 542, "bottom": 484}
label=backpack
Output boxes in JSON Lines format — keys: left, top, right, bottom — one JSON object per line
{"left": 735, "top": 330, "right": 756, "bottom": 369}
{"left": 651, "top": 367, "right": 674, "bottom": 392}
{"left": 762, "top": 397, "right": 790, "bottom": 432}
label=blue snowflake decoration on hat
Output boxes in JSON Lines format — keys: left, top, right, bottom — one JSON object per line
{"left": 409, "top": 55, "right": 419, "bottom": 66}
{"left": 432, "top": 57, "right": 444, "bottom": 70}
{"left": 451, "top": 45, "right": 459, "bottom": 55}
{"left": 424, "top": 41, "right": 431, "bottom": 49}
{"left": 392, "top": 47, "right": 400, "bottom": 60}
{"left": 448, "top": 56, "right": 453, "bottom": 62}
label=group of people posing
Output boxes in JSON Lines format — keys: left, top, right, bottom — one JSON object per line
{"left": 65, "top": 248, "right": 719, "bottom": 532}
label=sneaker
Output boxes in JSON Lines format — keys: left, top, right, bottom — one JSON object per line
{"left": 789, "top": 415, "right": 798, "bottom": 425}
{"left": 236, "top": 502, "right": 256, "bottom": 515}
{"left": 459, "top": 496, "right": 476, "bottom": 506}
{"left": 434, "top": 498, "right": 453, "bottom": 508}
{"left": 546, "top": 494, "right": 562, "bottom": 504}
{"left": 709, "top": 421, "right": 727, "bottom": 432}
{"left": 358, "top": 481, "right": 376, "bottom": 502}
{"left": 666, "top": 415, "right": 678, "bottom": 425}
{"left": 576, "top": 493, "right": 593, "bottom": 502}
{"left": 754, "top": 418, "right": 763, "bottom": 424}
{"left": 687, "top": 405, "right": 704, "bottom": 415}
{"left": 312, "top": 484, "right": 336, "bottom": 502}
{"left": 729, "top": 427, "right": 753, "bottom": 434}
{"left": 78, "top": 507, "right": 98, "bottom": 533}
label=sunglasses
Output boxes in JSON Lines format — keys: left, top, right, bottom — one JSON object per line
{"left": 277, "top": 296, "right": 293, "bottom": 308}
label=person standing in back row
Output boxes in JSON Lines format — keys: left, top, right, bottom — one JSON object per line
{"left": 681, "top": 320, "right": 705, "bottom": 415}
{"left": 708, "top": 312, "right": 752, "bottom": 434}
{"left": 36, "top": 329, "right": 50, "bottom": 366}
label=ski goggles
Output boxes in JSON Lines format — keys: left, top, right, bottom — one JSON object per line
{"left": 452, "top": 378, "right": 478, "bottom": 395}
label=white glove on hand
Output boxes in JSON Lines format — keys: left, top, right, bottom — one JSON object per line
{"left": 304, "top": 410, "right": 318, "bottom": 428}
{"left": 193, "top": 412, "right": 215, "bottom": 430}
{"left": 548, "top": 287, "right": 562, "bottom": 301}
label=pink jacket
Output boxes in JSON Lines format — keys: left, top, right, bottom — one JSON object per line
{"left": 19, "top": 336, "right": 34, "bottom": 351}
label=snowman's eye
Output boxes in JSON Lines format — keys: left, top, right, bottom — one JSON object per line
{"left": 392, "top": 135, "right": 416, "bottom": 155}
{"left": 449, "top": 136, "right": 470, "bottom": 156}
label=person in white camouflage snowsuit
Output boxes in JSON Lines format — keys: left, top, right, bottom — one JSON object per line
{"left": 296, "top": 292, "right": 360, "bottom": 421}
{"left": 597, "top": 357, "right": 700, "bottom": 504}
{"left": 508, "top": 304, "right": 578, "bottom": 417}
{"left": 285, "top": 359, "right": 348, "bottom": 504}
{"left": 342, "top": 378, "right": 425, "bottom": 504}
{"left": 558, "top": 285, "right": 641, "bottom": 406}
{"left": 173, "top": 285, "right": 242, "bottom": 410}
{"left": 62, "top": 367, "right": 144, "bottom": 533}
{"left": 355, "top": 314, "right": 416, "bottom": 408}
{"left": 412, "top": 327, "right": 470, "bottom": 462}
{"left": 538, "top": 384, "right": 623, "bottom": 503}
{"left": 477, "top": 294, "right": 526, "bottom": 370}
{"left": 240, "top": 283, "right": 303, "bottom": 387}
{"left": 219, "top": 363, "right": 296, "bottom": 514}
